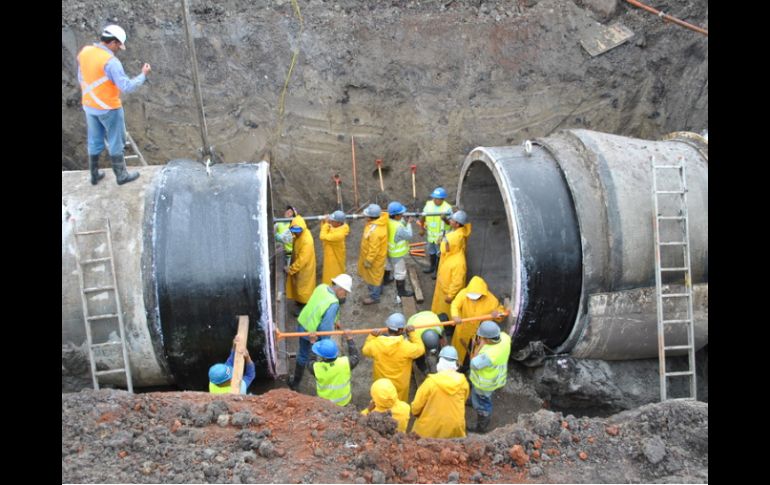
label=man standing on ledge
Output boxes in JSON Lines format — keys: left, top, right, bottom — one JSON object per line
{"left": 78, "top": 25, "right": 151, "bottom": 186}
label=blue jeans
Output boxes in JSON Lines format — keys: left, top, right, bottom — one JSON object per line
{"left": 367, "top": 283, "right": 382, "bottom": 302}
{"left": 85, "top": 108, "right": 126, "bottom": 156}
{"left": 471, "top": 386, "right": 493, "bottom": 417}
{"left": 296, "top": 322, "right": 332, "bottom": 366}
{"left": 427, "top": 242, "right": 440, "bottom": 256}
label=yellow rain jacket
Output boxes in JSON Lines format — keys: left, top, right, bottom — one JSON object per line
{"left": 319, "top": 221, "right": 350, "bottom": 285}
{"left": 357, "top": 212, "right": 389, "bottom": 286}
{"left": 450, "top": 276, "right": 506, "bottom": 364}
{"left": 431, "top": 224, "right": 472, "bottom": 316}
{"left": 411, "top": 370, "right": 470, "bottom": 438}
{"left": 362, "top": 331, "right": 425, "bottom": 402}
{"left": 285, "top": 216, "right": 317, "bottom": 304}
{"left": 360, "top": 378, "right": 411, "bottom": 432}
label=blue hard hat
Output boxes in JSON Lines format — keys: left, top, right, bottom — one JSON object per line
{"left": 312, "top": 339, "right": 339, "bottom": 359}
{"left": 289, "top": 225, "right": 303, "bottom": 233}
{"left": 450, "top": 210, "right": 468, "bottom": 225}
{"left": 387, "top": 201, "right": 406, "bottom": 216}
{"left": 364, "top": 204, "right": 382, "bottom": 218}
{"left": 385, "top": 312, "right": 406, "bottom": 330}
{"left": 208, "top": 363, "right": 232, "bottom": 384}
{"left": 330, "top": 210, "right": 346, "bottom": 223}
{"left": 430, "top": 187, "right": 447, "bottom": 199}
{"left": 477, "top": 321, "right": 501, "bottom": 339}
{"left": 439, "top": 345, "right": 459, "bottom": 361}
{"left": 421, "top": 329, "right": 440, "bottom": 350}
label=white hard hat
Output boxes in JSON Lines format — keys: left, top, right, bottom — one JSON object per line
{"left": 331, "top": 273, "right": 353, "bottom": 293}
{"left": 102, "top": 25, "right": 127, "bottom": 49}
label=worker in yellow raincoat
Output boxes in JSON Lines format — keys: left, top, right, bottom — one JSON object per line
{"left": 361, "top": 378, "right": 411, "bottom": 432}
{"left": 362, "top": 313, "right": 425, "bottom": 402}
{"left": 431, "top": 210, "right": 472, "bottom": 317}
{"left": 319, "top": 210, "right": 350, "bottom": 285}
{"left": 357, "top": 204, "right": 389, "bottom": 305}
{"left": 285, "top": 215, "right": 317, "bottom": 314}
{"left": 450, "top": 276, "right": 506, "bottom": 367}
{"left": 411, "top": 345, "right": 469, "bottom": 438}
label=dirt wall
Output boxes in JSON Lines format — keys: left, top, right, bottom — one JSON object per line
{"left": 62, "top": 0, "right": 708, "bottom": 209}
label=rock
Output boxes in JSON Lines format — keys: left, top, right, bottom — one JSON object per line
{"left": 354, "top": 478, "right": 366, "bottom": 484}
{"left": 605, "top": 425, "right": 620, "bottom": 436}
{"left": 313, "top": 447, "right": 324, "bottom": 457}
{"left": 580, "top": 0, "right": 618, "bottom": 22}
{"left": 643, "top": 436, "right": 666, "bottom": 465}
{"left": 440, "top": 448, "right": 455, "bottom": 464}
{"left": 579, "top": 451, "right": 588, "bottom": 460}
{"left": 492, "top": 453, "right": 504, "bottom": 465}
{"left": 559, "top": 429, "right": 572, "bottom": 445}
{"left": 448, "top": 471, "right": 460, "bottom": 483}
{"left": 258, "top": 440, "right": 275, "bottom": 458}
{"left": 231, "top": 411, "right": 253, "bottom": 427}
{"left": 471, "top": 471, "right": 483, "bottom": 483}
{"left": 531, "top": 410, "right": 562, "bottom": 437}
{"left": 508, "top": 445, "right": 530, "bottom": 467}
{"left": 217, "top": 414, "right": 230, "bottom": 427}
{"left": 529, "top": 465, "right": 544, "bottom": 477}
{"left": 242, "top": 451, "right": 257, "bottom": 464}
{"left": 372, "top": 469, "right": 386, "bottom": 483}
{"left": 203, "top": 448, "right": 217, "bottom": 459}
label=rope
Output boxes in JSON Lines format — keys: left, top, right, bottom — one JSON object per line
{"left": 262, "top": 0, "right": 305, "bottom": 162}
{"left": 180, "top": 0, "right": 214, "bottom": 166}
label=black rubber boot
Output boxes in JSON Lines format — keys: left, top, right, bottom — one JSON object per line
{"left": 396, "top": 280, "right": 414, "bottom": 297}
{"left": 431, "top": 255, "right": 440, "bottom": 280}
{"left": 476, "top": 413, "right": 491, "bottom": 433}
{"left": 423, "top": 254, "right": 437, "bottom": 274}
{"left": 111, "top": 154, "right": 140, "bottom": 185}
{"left": 383, "top": 270, "right": 394, "bottom": 285}
{"left": 288, "top": 365, "right": 305, "bottom": 391}
{"left": 89, "top": 154, "right": 105, "bottom": 185}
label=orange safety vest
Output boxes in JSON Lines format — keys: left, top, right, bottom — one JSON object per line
{"left": 78, "top": 45, "right": 122, "bottom": 110}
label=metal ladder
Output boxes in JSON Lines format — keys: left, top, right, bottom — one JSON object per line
{"left": 72, "top": 218, "right": 134, "bottom": 392}
{"left": 124, "top": 131, "right": 148, "bottom": 166}
{"left": 651, "top": 155, "right": 696, "bottom": 401}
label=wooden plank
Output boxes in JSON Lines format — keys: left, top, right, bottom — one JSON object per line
{"left": 407, "top": 266, "right": 424, "bottom": 303}
{"left": 400, "top": 295, "right": 417, "bottom": 317}
{"left": 230, "top": 316, "right": 249, "bottom": 394}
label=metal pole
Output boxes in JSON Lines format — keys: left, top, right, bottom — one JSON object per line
{"left": 181, "top": 0, "right": 213, "bottom": 162}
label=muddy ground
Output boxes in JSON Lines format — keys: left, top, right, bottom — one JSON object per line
{"left": 61, "top": 388, "right": 708, "bottom": 483}
{"left": 62, "top": 0, "right": 708, "bottom": 212}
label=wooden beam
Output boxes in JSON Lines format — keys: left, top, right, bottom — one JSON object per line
{"left": 230, "top": 315, "right": 249, "bottom": 394}
{"left": 407, "top": 266, "right": 424, "bottom": 303}
{"left": 400, "top": 295, "right": 417, "bottom": 317}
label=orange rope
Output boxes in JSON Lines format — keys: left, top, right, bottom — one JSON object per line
{"left": 275, "top": 311, "right": 509, "bottom": 339}
{"left": 625, "top": 0, "right": 708, "bottom": 36}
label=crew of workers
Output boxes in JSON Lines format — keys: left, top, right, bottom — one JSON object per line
{"left": 82, "top": 23, "right": 510, "bottom": 438}
{"left": 249, "top": 187, "right": 511, "bottom": 435}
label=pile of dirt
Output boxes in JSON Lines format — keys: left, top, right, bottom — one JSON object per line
{"left": 61, "top": 388, "right": 707, "bottom": 483}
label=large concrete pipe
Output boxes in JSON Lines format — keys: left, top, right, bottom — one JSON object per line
{"left": 62, "top": 161, "right": 276, "bottom": 391}
{"left": 457, "top": 129, "right": 708, "bottom": 361}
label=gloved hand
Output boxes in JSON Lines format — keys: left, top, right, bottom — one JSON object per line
{"left": 363, "top": 260, "right": 372, "bottom": 269}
